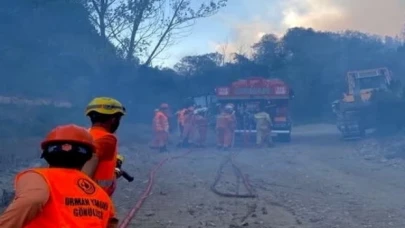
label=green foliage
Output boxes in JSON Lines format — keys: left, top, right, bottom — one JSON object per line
{"left": 176, "top": 28, "right": 405, "bottom": 123}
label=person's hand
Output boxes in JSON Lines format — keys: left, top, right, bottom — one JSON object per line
{"left": 115, "top": 168, "right": 123, "bottom": 179}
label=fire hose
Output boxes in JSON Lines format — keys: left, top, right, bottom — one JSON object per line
{"left": 211, "top": 114, "right": 256, "bottom": 198}
{"left": 210, "top": 151, "right": 257, "bottom": 198}
{"left": 118, "top": 149, "right": 192, "bottom": 228}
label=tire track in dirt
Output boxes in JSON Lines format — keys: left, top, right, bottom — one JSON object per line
{"left": 3, "top": 124, "right": 403, "bottom": 227}
{"left": 234, "top": 124, "right": 405, "bottom": 228}
{"left": 115, "top": 147, "right": 306, "bottom": 228}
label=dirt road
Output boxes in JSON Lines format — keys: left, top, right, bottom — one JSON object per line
{"left": 1, "top": 124, "right": 404, "bottom": 227}
{"left": 114, "top": 124, "right": 405, "bottom": 228}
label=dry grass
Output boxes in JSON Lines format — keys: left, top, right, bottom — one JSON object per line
{"left": 0, "top": 137, "right": 43, "bottom": 208}
{"left": 0, "top": 137, "right": 42, "bottom": 166}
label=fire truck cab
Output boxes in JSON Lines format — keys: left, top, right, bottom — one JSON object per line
{"left": 215, "top": 77, "right": 293, "bottom": 143}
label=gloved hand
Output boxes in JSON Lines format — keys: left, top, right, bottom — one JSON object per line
{"left": 115, "top": 168, "right": 123, "bottom": 179}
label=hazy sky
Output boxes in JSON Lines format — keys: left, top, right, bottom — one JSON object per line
{"left": 158, "top": 0, "right": 405, "bottom": 67}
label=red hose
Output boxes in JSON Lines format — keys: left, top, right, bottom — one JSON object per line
{"left": 118, "top": 149, "right": 192, "bottom": 228}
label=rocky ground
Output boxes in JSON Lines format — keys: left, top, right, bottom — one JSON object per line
{"left": 2, "top": 124, "right": 405, "bottom": 228}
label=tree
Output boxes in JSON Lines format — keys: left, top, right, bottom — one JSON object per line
{"left": 84, "top": 0, "right": 125, "bottom": 40}
{"left": 85, "top": 0, "right": 227, "bottom": 65}
{"left": 252, "top": 34, "right": 279, "bottom": 65}
{"left": 174, "top": 52, "right": 223, "bottom": 76}
{"left": 172, "top": 27, "right": 405, "bottom": 124}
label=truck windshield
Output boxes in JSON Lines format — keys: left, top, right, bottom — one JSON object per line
{"left": 358, "top": 76, "right": 387, "bottom": 90}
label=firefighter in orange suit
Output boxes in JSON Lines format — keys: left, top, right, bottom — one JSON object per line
{"left": 216, "top": 104, "right": 236, "bottom": 150}
{"left": 151, "top": 103, "right": 170, "bottom": 152}
{"left": 254, "top": 104, "right": 273, "bottom": 147}
{"left": 82, "top": 97, "right": 126, "bottom": 197}
{"left": 194, "top": 107, "right": 209, "bottom": 147}
{"left": 179, "top": 106, "right": 195, "bottom": 147}
{"left": 0, "top": 125, "right": 117, "bottom": 228}
{"left": 176, "top": 107, "right": 187, "bottom": 136}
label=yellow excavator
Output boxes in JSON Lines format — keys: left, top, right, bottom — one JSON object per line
{"left": 332, "top": 67, "right": 403, "bottom": 139}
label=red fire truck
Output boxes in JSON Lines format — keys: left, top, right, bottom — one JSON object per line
{"left": 215, "top": 77, "right": 293, "bottom": 142}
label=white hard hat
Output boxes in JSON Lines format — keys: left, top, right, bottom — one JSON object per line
{"left": 194, "top": 107, "right": 208, "bottom": 114}
{"left": 225, "top": 104, "right": 233, "bottom": 110}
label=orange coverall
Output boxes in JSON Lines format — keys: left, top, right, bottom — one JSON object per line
{"left": 88, "top": 126, "right": 118, "bottom": 196}
{"left": 176, "top": 109, "right": 186, "bottom": 136}
{"left": 181, "top": 110, "right": 195, "bottom": 144}
{"left": 194, "top": 113, "right": 208, "bottom": 146}
{"left": 151, "top": 110, "right": 169, "bottom": 148}
{"left": 216, "top": 112, "right": 236, "bottom": 149}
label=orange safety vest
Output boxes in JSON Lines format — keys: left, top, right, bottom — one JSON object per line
{"left": 153, "top": 111, "right": 169, "bottom": 131}
{"left": 88, "top": 127, "right": 117, "bottom": 195}
{"left": 19, "top": 168, "right": 114, "bottom": 228}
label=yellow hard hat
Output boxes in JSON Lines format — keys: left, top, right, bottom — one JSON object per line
{"left": 117, "top": 154, "right": 124, "bottom": 162}
{"left": 85, "top": 97, "right": 126, "bottom": 116}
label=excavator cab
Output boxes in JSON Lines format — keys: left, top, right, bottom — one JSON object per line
{"left": 333, "top": 67, "right": 400, "bottom": 140}
{"left": 344, "top": 68, "right": 391, "bottom": 103}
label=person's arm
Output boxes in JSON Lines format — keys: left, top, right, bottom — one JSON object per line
{"left": 266, "top": 113, "right": 272, "bottom": 125}
{"left": 81, "top": 154, "right": 99, "bottom": 178}
{"left": 229, "top": 115, "right": 236, "bottom": 130}
{"left": 254, "top": 113, "right": 259, "bottom": 122}
{"left": 0, "top": 172, "right": 49, "bottom": 228}
{"left": 82, "top": 135, "right": 117, "bottom": 178}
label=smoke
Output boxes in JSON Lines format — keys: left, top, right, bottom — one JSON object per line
{"left": 212, "top": 19, "right": 280, "bottom": 59}
{"left": 214, "top": 0, "right": 405, "bottom": 56}
{"left": 282, "top": 0, "right": 405, "bottom": 36}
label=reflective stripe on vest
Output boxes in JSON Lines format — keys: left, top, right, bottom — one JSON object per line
{"left": 97, "top": 179, "right": 115, "bottom": 188}
{"left": 18, "top": 168, "right": 113, "bottom": 228}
